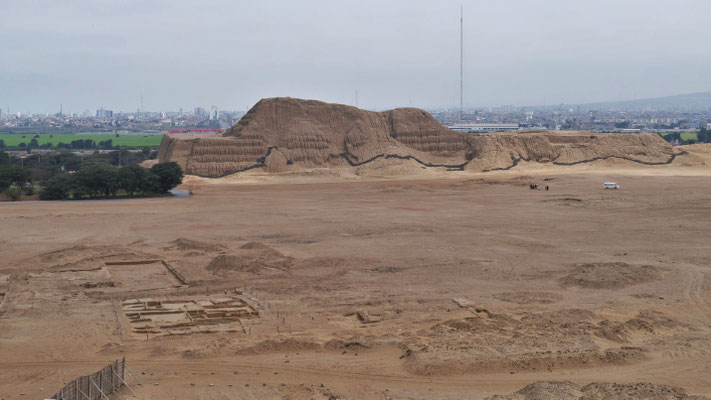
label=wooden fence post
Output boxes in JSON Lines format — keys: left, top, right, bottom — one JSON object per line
{"left": 50, "top": 359, "right": 128, "bottom": 400}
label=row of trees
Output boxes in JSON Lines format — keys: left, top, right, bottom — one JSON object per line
{"left": 2, "top": 149, "right": 155, "bottom": 181}
{"left": 1, "top": 150, "right": 183, "bottom": 201}
{"left": 660, "top": 127, "right": 711, "bottom": 145}
{"left": 0, "top": 138, "right": 149, "bottom": 151}
{"left": 55, "top": 139, "right": 118, "bottom": 150}
{"left": 697, "top": 128, "right": 711, "bottom": 143}
{"left": 40, "top": 162, "right": 183, "bottom": 200}
{"left": 0, "top": 152, "right": 32, "bottom": 200}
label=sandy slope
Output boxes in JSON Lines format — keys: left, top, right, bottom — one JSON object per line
{"left": 1, "top": 151, "right": 711, "bottom": 399}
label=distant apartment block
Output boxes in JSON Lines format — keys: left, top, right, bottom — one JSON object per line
{"left": 209, "top": 106, "right": 219, "bottom": 120}
{"left": 96, "top": 108, "right": 113, "bottom": 118}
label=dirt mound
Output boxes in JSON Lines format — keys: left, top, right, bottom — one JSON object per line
{"left": 560, "top": 262, "right": 662, "bottom": 289}
{"left": 406, "top": 347, "right": 644, "bottom": 376}
{"left": 237, "top": 338, "right": 322, "bottom": 355}
{"left": 240, "top": 241, "right": 288, "bottom": 259}
{"left": 594, "top": 311, "right": 685, "bottom": 342}
{"left": 404, "top": 308, "right": 650, "bottom": 375}
{"left": 487, "top": 381, "right": 709, "bottom": 400}
{"left": 206, "top": 243, "right": 293, "bottom": 274}
{"left": 542, "top": 197, "right": 586, "bottom": 207}
{"left": 35, "top": 245, "right": 158, "bottom": 271}
{"left": 240, "top": 241, "right": 274, "bottom": 251}
{"left": 39, "top": 245, "right": 143, "bottom": 263}
{"left": 237, "top": 338, "right": 370, "bottom": 355}
{"left": 493, "top": 291, "right": 563, "bottom": 304}
{"left": 158, "top": 97, "right": 674, "bottom": 177}
{"left": 207, "top": 255, "right": 267, "bottom": 274}
{"left": 580, "top": 382, "right": 709, "bottom": 400}
{"left": 487, "top": 381, "right": 582, "bottom": 400}
{"left": 167, "top": 238, "right": 226, "bottom": 252}
{"left": 98, "top": 342, "right": 123, "bottom": 356}
{"left": 407, "top": 307, "right": 681, "bottom": 375}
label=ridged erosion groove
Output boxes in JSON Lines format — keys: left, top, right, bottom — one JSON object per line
{"left": 187, "top": 146, "right": 683, "bottom": 178}
{"left": 340, "top": 147, "right": 470, "bottom": 171}
{"left": 551, "top": 151, "right": 685, "bottom": 166}
{"left": 480, "top": 151, "right": 684, "bottom": 173}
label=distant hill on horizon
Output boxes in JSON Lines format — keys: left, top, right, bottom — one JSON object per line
{"left": 533, "top": 91, "right": 711, "bottom": 112}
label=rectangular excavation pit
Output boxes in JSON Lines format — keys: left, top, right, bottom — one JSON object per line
{"left": 105, "top": 261, "right": 182, "bottom": 292}
{"left": 121, "top": 296, "right": 258, "bottom": 337}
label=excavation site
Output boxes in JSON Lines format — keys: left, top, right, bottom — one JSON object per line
{"left": 2, "top": 98, "right": 711, "bottom": 399}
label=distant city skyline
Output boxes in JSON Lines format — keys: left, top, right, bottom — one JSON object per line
{"left": 3, "top": 98, "right": 708, "bottom": 139}
{"left": 5, "top": 88, "right": 711, "bottom": 117}
{"left": 2, "top": 0, "right": 711, "bottom": 114}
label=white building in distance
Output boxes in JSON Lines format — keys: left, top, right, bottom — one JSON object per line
{"left": 449, "top": 123, "right": 520, "bottom": 133}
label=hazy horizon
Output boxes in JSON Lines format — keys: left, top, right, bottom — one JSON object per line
{"left": 2, "top": 0, "right": 710, "bottom": 114}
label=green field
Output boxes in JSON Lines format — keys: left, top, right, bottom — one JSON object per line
{"left": 680, "top": 132, "right": 698, "bottom": 141}
{"left": 660, "top": 132, "right": 698, "bottom": 141}
{"left": 0, "top": 133, "right": 163, "bottom": 149}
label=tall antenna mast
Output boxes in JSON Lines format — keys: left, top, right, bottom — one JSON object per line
{"left": 460, "top": 5, "right": 463, "bottom": 122}
{"left": 141, "top": 94, "right": 144, "bottom": 113}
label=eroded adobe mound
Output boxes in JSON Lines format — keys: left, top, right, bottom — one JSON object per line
{"left": 158, "top": 97, "right": 675, "bottom": 177}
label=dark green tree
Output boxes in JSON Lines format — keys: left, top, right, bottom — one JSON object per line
{"left": 40, "top": 174, "right": 72, "bottom": 200}
{"left": 75, "top": 162, "right": 119, "bottom": 197}
{"left": 57, "top": 152, "right": 82, "bottom": 171}
{"left": 0, "top": 165, "right": 30, "bottom": 192}
{"left": 99, "top": 139, "right": 113, "bottom": 150}
{"left": 149, "top": 162, "right": 183, "bottom": 194}
{"left": 118, "top": 165, "right": 150, "bottom": 196}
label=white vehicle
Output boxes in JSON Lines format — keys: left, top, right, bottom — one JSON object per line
{"left": 603, "top": 181, "right": 620, "bottom": 189}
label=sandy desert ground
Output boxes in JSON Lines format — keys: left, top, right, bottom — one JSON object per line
{"left": 2, "top": 150, "right": 711, "bottom": 399}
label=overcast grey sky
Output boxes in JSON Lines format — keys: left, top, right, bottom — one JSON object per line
{"left": 1, "top": 0, "right": 710, "bottom": 113}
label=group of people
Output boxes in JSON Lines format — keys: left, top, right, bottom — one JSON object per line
{"left": 529, "top": 184, "right": 550, "bottom": 191}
